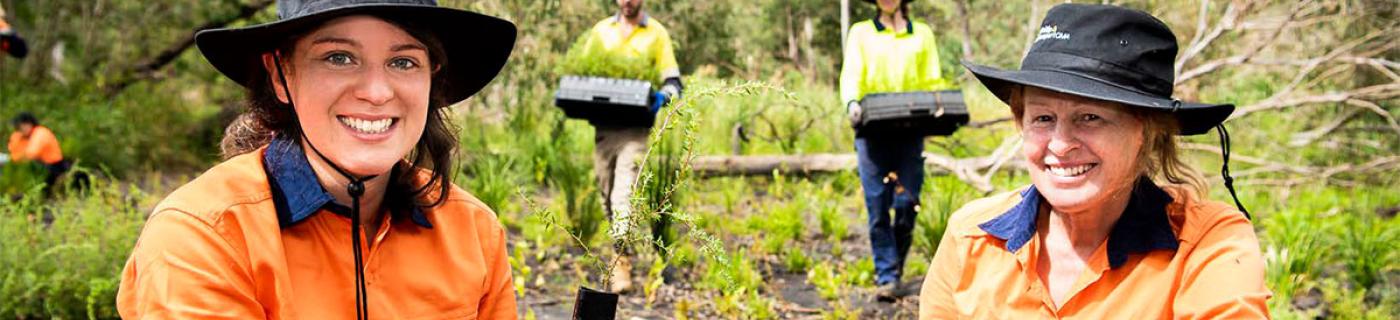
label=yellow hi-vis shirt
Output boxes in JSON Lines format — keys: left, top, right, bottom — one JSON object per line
{"left": 840, "top": 19, "right": 952, "bottom": 105}
{"left": 576, "top": 14, "right": 681, "bottom": 82}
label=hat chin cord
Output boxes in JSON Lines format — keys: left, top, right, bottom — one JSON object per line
{"left": 1216, "top": 124, "right": 1250, "bottom": 219}
{"left": 274, "top": 52, "right": 375, "bottom": 320}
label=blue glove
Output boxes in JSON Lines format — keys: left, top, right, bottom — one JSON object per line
{"left": 649, "top": 91, "right": 670, "bottom": 114}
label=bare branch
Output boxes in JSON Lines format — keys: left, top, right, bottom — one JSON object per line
{"left": 954, "top": 0, "right": 975, "bottom": 60}
{"left": 1022, "top": 0, "right": 1041, "bottom": 58}
{"left": 974, "top": 137, "right": 1024, "bottom": 193}
{"left": 1289, "top": 108, "right": 1360, "bottom": 147}
{"left": 1177, "top": 1, "right": 1304, "bottom": 84}
{"left": 966, "top": 116, "right": 1012, "bottom": 129}
{"left": 690, "top": 151, "right": 1028, "bottom": 193}
{"left": 1182, "top": 143, "right": 1313, "bottom": 175}
{"left": 1236, "top": 13, "right": 1340, "bottom": 31}
{"left": 1263, "top": 31, "right": 1393, "bottom": 101}
{"left": 1184, "top": 0, "right": 1211, "bottom": 64}
{"left": 1175, "top": 0, "right": 1249, "bottom": 74}
{"left": 1233, "top": 82, "right": 1400, "bottom": 118}
{"left": 1247, "top": 56, "right": 1399, "bottom": 70}
{"left": 101, "top": 0, "right": 275, "bottom": 95}
{"left": 1183, "top": 143, "right": 1400, "bottom": 186}
{"left": 1343, "top": 98, "right": 1400, "bottom": 136}
{"left": 1365, "top": 60, "right": 1400, "bottom": 82}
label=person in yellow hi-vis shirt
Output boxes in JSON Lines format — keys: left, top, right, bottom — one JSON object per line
{"left": 840, "top": 0, "right": 952, "bottom": 301}
{"left": 572, "top": 0, "right": 684, "bottom": 294}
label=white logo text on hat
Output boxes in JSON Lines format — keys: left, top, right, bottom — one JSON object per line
{"left": 1035, "top": 25, "right": 1071, "bottom": 43}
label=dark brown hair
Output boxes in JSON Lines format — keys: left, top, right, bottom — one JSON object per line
{"left": 221, "top": 15, "right": 458, "bottom": 212}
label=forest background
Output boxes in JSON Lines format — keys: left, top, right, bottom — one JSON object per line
{"left": 0, "top": 0, "right": 1396, "bottom": 318}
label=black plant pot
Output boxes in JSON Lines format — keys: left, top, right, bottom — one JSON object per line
{"left": 571, "top": 286, "right": 619, "bottom": 320}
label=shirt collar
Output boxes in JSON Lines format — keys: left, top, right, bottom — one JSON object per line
{"left": 263, "top": 135, "right": 432, "bottom": 229}
{"left": 978, "top": 177, "right": 1179, "bottom": 268}
{"left": 612, "top": 12, "right": 649, "bottom": 28}
{"left": 871, "top": 14, "right": 914, "bottom": 35}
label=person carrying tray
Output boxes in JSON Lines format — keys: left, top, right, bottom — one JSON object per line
{"left": 569, "top": 0, "right": 685, "bottom": 294}
{"left": 839, "top": 0, "right": 954, "bottom": 301}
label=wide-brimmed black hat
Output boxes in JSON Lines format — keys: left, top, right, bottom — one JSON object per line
{"left": 195, "top": 0, "right": 517, "bottom": 105}
{"left": 964, "top": 3, "right": 1232, "bottom": 135}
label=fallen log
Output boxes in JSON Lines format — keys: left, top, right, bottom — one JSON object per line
{"left": 687, "top": 152, "right": 1028, "bottom": 192}
{"left": 690, "top": 152, "right": 1028, "bottom": 175}
{"left": 690, "top": 153, "right": 855, "bottom": 176}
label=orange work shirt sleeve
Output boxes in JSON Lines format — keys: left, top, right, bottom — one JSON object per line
{"left": 117, "top": 209, "right": 265, "bottom": 319}
{"left": 6, "top": 132, "right": 21, "bottom": 158}
{"left": 1172, "top": 208, "right": 1272, "bottom": 319}
{"left": 919, "top": 218, "right": 965, "bottom": 319}
{"left": 912, "top": 201, "right": 980, "bottom": 318}
{"left": 478, "top": 220, "right": 518, "bottom": 319}
{"left": 27, "top": 127, "right": 58, "bottom": 163}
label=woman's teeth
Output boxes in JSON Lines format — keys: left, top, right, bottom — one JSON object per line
{"left": 338, "top": 116, "right": 392, "bottom": 134}
{"left": 1046, "top": 164, "right": 1095, "bottom": 177}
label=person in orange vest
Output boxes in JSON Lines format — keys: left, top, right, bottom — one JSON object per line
{"left": 116, "top": 1, "right": 520, "bottom": 319}
{"left": 7, "top": 112, "right": 67, "bottom": 192}
{"left": 0, "top": 3, "right": 28, "bottom": 59}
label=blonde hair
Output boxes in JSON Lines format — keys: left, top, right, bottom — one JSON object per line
{"left": 1008, "top": 86, "right": 1209, "bottom": 196}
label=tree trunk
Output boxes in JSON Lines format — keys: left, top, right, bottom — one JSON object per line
{"left": 1023, "top": 0, "right": 1040, "bottom": 58}
{"left": 840, "top": 0, "right": 850, "bottom": 52}
{"left": 955, "top": 0, "right": 975, "bottom": 60}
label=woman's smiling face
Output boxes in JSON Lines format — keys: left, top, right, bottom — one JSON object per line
{"left": 265, "top": 15, "right": 433, "bottom": 177}
{"left": 1019, "top": 87, "right": 1146, "bottom": 213}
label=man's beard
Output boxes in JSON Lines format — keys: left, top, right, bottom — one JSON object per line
{"left": 622, "top": 5, "right": 640, "bottom": 19}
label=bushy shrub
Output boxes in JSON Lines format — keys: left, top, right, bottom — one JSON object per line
{"left": 0, "top": 178, "right": 150, "bottom": 319}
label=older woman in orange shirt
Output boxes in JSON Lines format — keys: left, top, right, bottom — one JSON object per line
{"left": 920, "top": 4, "right": 1270, "bottom": 319}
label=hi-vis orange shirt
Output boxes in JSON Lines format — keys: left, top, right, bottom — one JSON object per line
{"left": 8, "top": 125, "right": 64, "bottom": 165}
{"left": 117, "top": 137, "right": 516, "bottom": 319}
{"left": 920, "top": 179, "right": 1270, "bottom": 319}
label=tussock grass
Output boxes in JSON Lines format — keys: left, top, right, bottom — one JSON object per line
{"left": 0, "top": 176, "right": 152, "bottom": 319}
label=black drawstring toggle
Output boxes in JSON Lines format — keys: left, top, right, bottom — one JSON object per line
{"left": 348, "top": 181, "right": 365, "bottom": 197}
{"left": 1216, "top": 124, "right": 1250, "bottom": 219}
{"left": 273, "top": 51, "right": 377, "bottom": 320}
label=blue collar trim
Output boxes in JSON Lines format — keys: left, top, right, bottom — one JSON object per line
{"left": 871, "top": 14, "right": 914, "bottom": 35}
{"left": 977, "top": 187, "right": 1042, "bottom": 254}
{"left": 978, "top": 178, "right": 1179, "bottom": 268}
{"left": 613, "top": 12, "right": 649, "bottom": 28}
{"left": 263, "top": 135, "right": 432, "bottom": 229}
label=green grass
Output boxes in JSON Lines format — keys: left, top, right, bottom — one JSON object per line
{"left": 0, "top": 177, "right": 154, "bottom": 319}
{"left": 0, "top": 162, "right": 47, "bottom": 196}
{"left": 1338, "top": 214, "right": 1397, "bottom": 292}
{"left": 3, "top": 74, "right": 1395, "bottom": 318}
{"left": 557, "top": 35, "right": 661, "bottom": 85}
{"left": 0, "top": 1, "right": 1394, "bottom": 318}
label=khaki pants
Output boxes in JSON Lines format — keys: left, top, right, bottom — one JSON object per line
{"left": 593, "top": 126, "right": 650, "bottom": 240}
